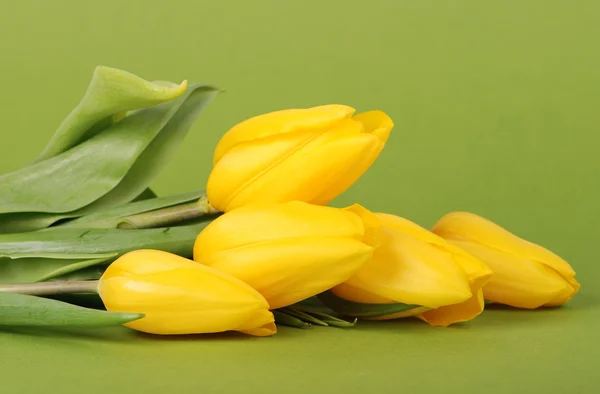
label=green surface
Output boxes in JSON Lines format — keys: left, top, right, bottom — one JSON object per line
{"left": 0, "top": 0, "right": 598, "bottom": 393}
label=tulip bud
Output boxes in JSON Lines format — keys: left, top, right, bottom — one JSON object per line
{"left": 193, "top": 201, "right": 378, "bottom": 309}
{"left": 328, "top": 211, "right": 493, "bottom": 327}
{"left": 98, "top": 250, "right": 275, "bottom": 336}
{"left": 207, "top": 105, "right": 393, "bottom": 212}
{"left": 432, "top": 212, "right": 580, "bottom": 308}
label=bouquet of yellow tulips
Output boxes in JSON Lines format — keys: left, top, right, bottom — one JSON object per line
{"left": 0, "top": 67, "right": 579, "bottom": 337}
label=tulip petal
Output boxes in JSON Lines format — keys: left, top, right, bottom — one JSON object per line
{"left": 344, "top": 204, "right": 381, "bottom": 248}
{"left": 419, "top": 288, "right": 486, "bottom": 327}
{"left": 417, "top": 244, "right": 492, "bottom": 327}
{"left": 376, "top": 213, "right": 494, "bottom": 280}
{"left": 194, "top": 202, "right": 367, "bottom": 259}
{"left": 308, "top": 122, "right": 387, "bottom": 206}
{"left": 330, "top": 213, "right": 491, "bottom": 325}
{"left": 353, "top": 110, "right": 394, "bottom": 144}
{"left": 213, "top": 105, "right": 355, "bottom": 164}
{"left": 99, "top": 251, "right": 274, "bottom": 335}
{"left": 239, "top": 321, "right": 277, "bottom": 337}
{"left": 208, "top": 122, "right": 384, "bottom": 211}
{"left": 101, "top": 274, "right": 273, "bottom": 335}
{"left": 200, "top": 236, "right": 374, "bottom": 309}
{"left": 433, "top": 212, "right": 576, "bottom": 279}
{"left": 433, "top": 212, "right": 580, "bottom": 307}
{"left": 332, "top": 282, "right": 396, "bottom": 303}
{"left": 101, "top": 248, "right": 201, "bottom": 278}
{"left": 546, "top": 278, "right": 581, "bottom": 306}
{"left": 342, "top": 228, "right": 472, "bottom": 309}
{"left": 208, "top": 129, "right": 320, "bottom": 211}
{"left": 450, "top": 240, "right": 575, "bottom": 308}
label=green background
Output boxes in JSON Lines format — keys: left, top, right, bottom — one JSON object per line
{"left": 1, "top": 0, "right": 598, "bottom": 393}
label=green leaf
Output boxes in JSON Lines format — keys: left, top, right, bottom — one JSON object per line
{"left": 46, "top": 292, "right": 105, "bottom": 309}
{"left": 280, "top": 304, "right": 358, "bottom": 328}
{"left": 0, "top": 221, "right": 209, "bottom": 260}
{"left": 302, "top": 311, "right": 357, "bottom": 328}
{"left": 0, "top": 252, "right": 118, "bottom": 259}
{"left": 318, "top": 291, "right": 421, "bottom": 319}
{"left": 73, "top": 85, "right": 219, "bottom": 214}
{"left": 295, "top": 296, "right": 337, "bottom": 312}
{"left": 51, "top": 266, "right": 106, "bottom": 282}
{"left": 62, "top": 190, "right": 206, "bottom": 229}
{"left": 36, "top": 66, "right": 187, "bottom": 161}
{"left": 290, "top": 305, "right": 358, "bottom": 328}
{"left": 0, "top": 212, "right": 64, "bottom": 235}
{"left": 0, "top": 254, "right": 116, "bottom": 284}
{"left": 280, "top": 307, "right": 328, "bottom": 326}
{"left": 0, "top": 292, "right": 142, "bottom": 327}
{"left": 0, "top": 191, "right": 208, "bottom": 234}
{"left": 132, "top": 188, "right": 158, "bottom": 202}
{"left": 272, "top": 310, "right": 311, "bottom": 329}
{"left": 0, "top": 83, "right": 218, "bottom": 231}
{"left": 38, "top": 255, "right": 115, "bottom": 282}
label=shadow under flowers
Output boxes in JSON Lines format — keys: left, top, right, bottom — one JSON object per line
{"left": 0, "top": 325, "right": 137, "bottom": 343}
{"left": 133, "top": 330, "right": 267, "bottom": 342}
{"left": 336, "top": 299, "right": 596, "bottom": 334}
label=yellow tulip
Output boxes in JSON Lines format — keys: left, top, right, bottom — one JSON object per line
{"left": 193, "top": 201, "right": 378, "bottom": 309}
{"left": 207, "top": 105, "right": 393, "bottom": 212}
{"left": 432, "top": 212, "right": 580, "bottom": 308}
{"left": 329, "top": 211, "right": 493, "bottom": 326}
{"left": 98, "top": 249, "right": 275, "bottom": 336}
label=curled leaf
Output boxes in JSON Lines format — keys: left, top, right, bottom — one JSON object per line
{"left": 37, "top": 66, "right": 187, "bottom": 160}
{"left": 0, "top": 84, "right": 218, "bottom": 234}
{"left": 0, "top": 84, "right": 217, "bottom": 215}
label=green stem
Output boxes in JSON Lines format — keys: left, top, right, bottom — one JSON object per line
{"left": 118, "top": 194, "right": 219, "bottom": 229}
{"left": 0, "top": 281, "right": 99, "bottom": 296}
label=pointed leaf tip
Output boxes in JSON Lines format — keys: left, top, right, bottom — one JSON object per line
{"left": 0, "top": 292, "right": 144, "bottom": 328}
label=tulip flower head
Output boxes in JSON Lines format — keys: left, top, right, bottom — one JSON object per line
{"left": 99, "top": 250, "right": 275, "bottom": 336}
{"left": 207, "top": 105, "right": 393, "bottom": 212}
{"left": 432, "top": 212, "right": 580, "bottom": 308}
{"left": 329, "top": 211, "right": 493, "bottom": 327}
{"left": 193, "top": 201, "right": 379, "bottom": 309}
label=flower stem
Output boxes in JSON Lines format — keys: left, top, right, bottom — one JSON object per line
{"left": 118, "top": 194, "right": 220, "bottom": 229}
{"left": 0, "top": 281, "right": 99, "bottom": 296}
